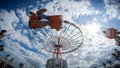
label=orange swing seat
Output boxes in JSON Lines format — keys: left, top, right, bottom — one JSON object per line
{"left": 49, "top": 15, "right": 62, "bottom": 31}
{"left": 29, "top": 16, "right": 40, "bottom": 29}
{"left": 106, "top": 28, "right": 117, "bottom": 39}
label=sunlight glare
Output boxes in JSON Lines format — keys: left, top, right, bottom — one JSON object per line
{"left": 85, "top": 23, "right": 101, "bottom": 35}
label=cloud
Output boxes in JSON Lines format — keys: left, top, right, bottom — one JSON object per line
{"left": 104, "top": 0, "right": 120, "bottom": 20}
{"left": 16, "top": 9, "right": 29, "bottom": 25}
{"left": 0, "top": 0, "right": 119, "bottom": 68}
{"left": 63, "top": 21, "right": 117, "bottom": 68}
{"left": 44, "top": 0, "right": 100, "bottom": 21}
{"left": 0, "top": 9, "right": 19, "bottom": 30}
{"left": 0, "top": 9, "right": 48, "bottom": 67}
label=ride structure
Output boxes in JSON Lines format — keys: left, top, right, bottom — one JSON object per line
{"left": 103, "top": 28, "right": 120, "bottom": 46}
{"left": 45, "top": 20, "right": 83, "bottom": 68}
{"left": 29, "top": 12, "right": 84, "bottom": 68}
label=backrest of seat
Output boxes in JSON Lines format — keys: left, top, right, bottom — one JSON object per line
{"left": 107, "top": 28, "right": 117, "bottom": 39}
{"left": 29, "top": 16, "right": 39, "bottom": 29}
{"left": 49, "top": 15, "right": 62, "bottom": 31}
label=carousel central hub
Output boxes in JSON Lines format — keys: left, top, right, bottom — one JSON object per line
{"left": 55, "top": 45, "right": 62, "bottom": 48}
{"left": 46, "top": 58, "right": 67, "bottom": 68}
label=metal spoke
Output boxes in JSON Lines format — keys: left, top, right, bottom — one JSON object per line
{"left": 42, "top": 28, "right": 51, "bottom": 39}
{"left": 60, "top": 22, "right": 71, "bottom": 43}
{"left": 49, "top": 29, "right": 56, "bottom": 43}
{"left": 34, "top": 31, "right": 46, "bottom": 40}
{"left": 61, "top": 27, "right": 76, "bottom": 42}
{"left": 67, "top": 32, "right": 81, "bottom": 41}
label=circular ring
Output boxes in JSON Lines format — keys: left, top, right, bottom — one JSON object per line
{"left": 34, "top": 20, "right": 84, "bottom": 54}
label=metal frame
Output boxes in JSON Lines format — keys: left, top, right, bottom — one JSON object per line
{"left": 34, "top": 20, "right": 84, "bottom": 58}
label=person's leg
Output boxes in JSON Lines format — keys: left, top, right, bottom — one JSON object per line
{"left": 29, "top": 11, "right": 36, "bottom": 16}
{"left": 39, "top": 14, "right": 50, "bottom": 26}
{"left": 36, "top": 8, "right": 47, "bottom": 16}
{"left": 38, "top": 22, "right": 48, "bottom": 28}
{"left": 36, "top": 9, "right": 50, "bottom": 28}
{"left": 42, "top": 21, "right": 50, "bottom": 26}
{"left": 39, "top": 14, "right": 49, "bottom": 19}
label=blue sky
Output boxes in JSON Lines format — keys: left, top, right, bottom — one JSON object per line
{"left": 0, "top": 0, "right": 120, "bottom": 68}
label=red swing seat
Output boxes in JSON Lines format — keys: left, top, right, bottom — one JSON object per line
{"left": 49, "top": 15, "right": 62, "bottom": 31}
{"left": 29, "top": 16, "right": 40, "bottom": 29}
{"left": 105, "top": 28, "right": 117, "bottom": 39}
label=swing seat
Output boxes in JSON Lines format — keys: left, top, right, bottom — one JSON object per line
{"left": 49, "top": 15, "right": 62, "bottom": 31}
{"left": 29, "top": 16, "right": 40, "bottom": 29}
{"left": 106, "top": 28, "right": 117, "bottom": 39}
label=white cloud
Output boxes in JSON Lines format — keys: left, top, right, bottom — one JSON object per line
{"left": 104, "top": 0, "right": 120, "bottom": 20}
{"left": 0, "top": 0, "right": 120, "bottom": 68}
{"left": 62, "top": 21, "right": 117, "bottom": 68}
{"left": 44, "top": 0, "right": 100, "bottom": 21}
{"left": 0, "top": 9, "right": 47, "bottom": 67}
{"left": 16, "top": 9, "right": 29, "bottom": 25}
{"left": 0, "top": 9, "right": 19, "bottom": 30}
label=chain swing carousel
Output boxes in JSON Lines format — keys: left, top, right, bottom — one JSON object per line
{"left": 29, "top": 9, "right": 84, "bottom": 68}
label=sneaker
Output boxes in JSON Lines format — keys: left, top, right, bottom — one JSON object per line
{"left": 29, "top": 11, "right": 36, "bottom": 16}
{"left": 36, "top": 8, "right": 47, "bottom": 16}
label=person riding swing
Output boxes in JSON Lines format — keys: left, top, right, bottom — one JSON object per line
{"left": 29, "top": 8, "right": 48, "bottom": 29}
{"left": 0, "top": 30, "right": 7, "bottom": 41}
{"left": 29, "top": 8, "right": 62, "bottom": 31}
